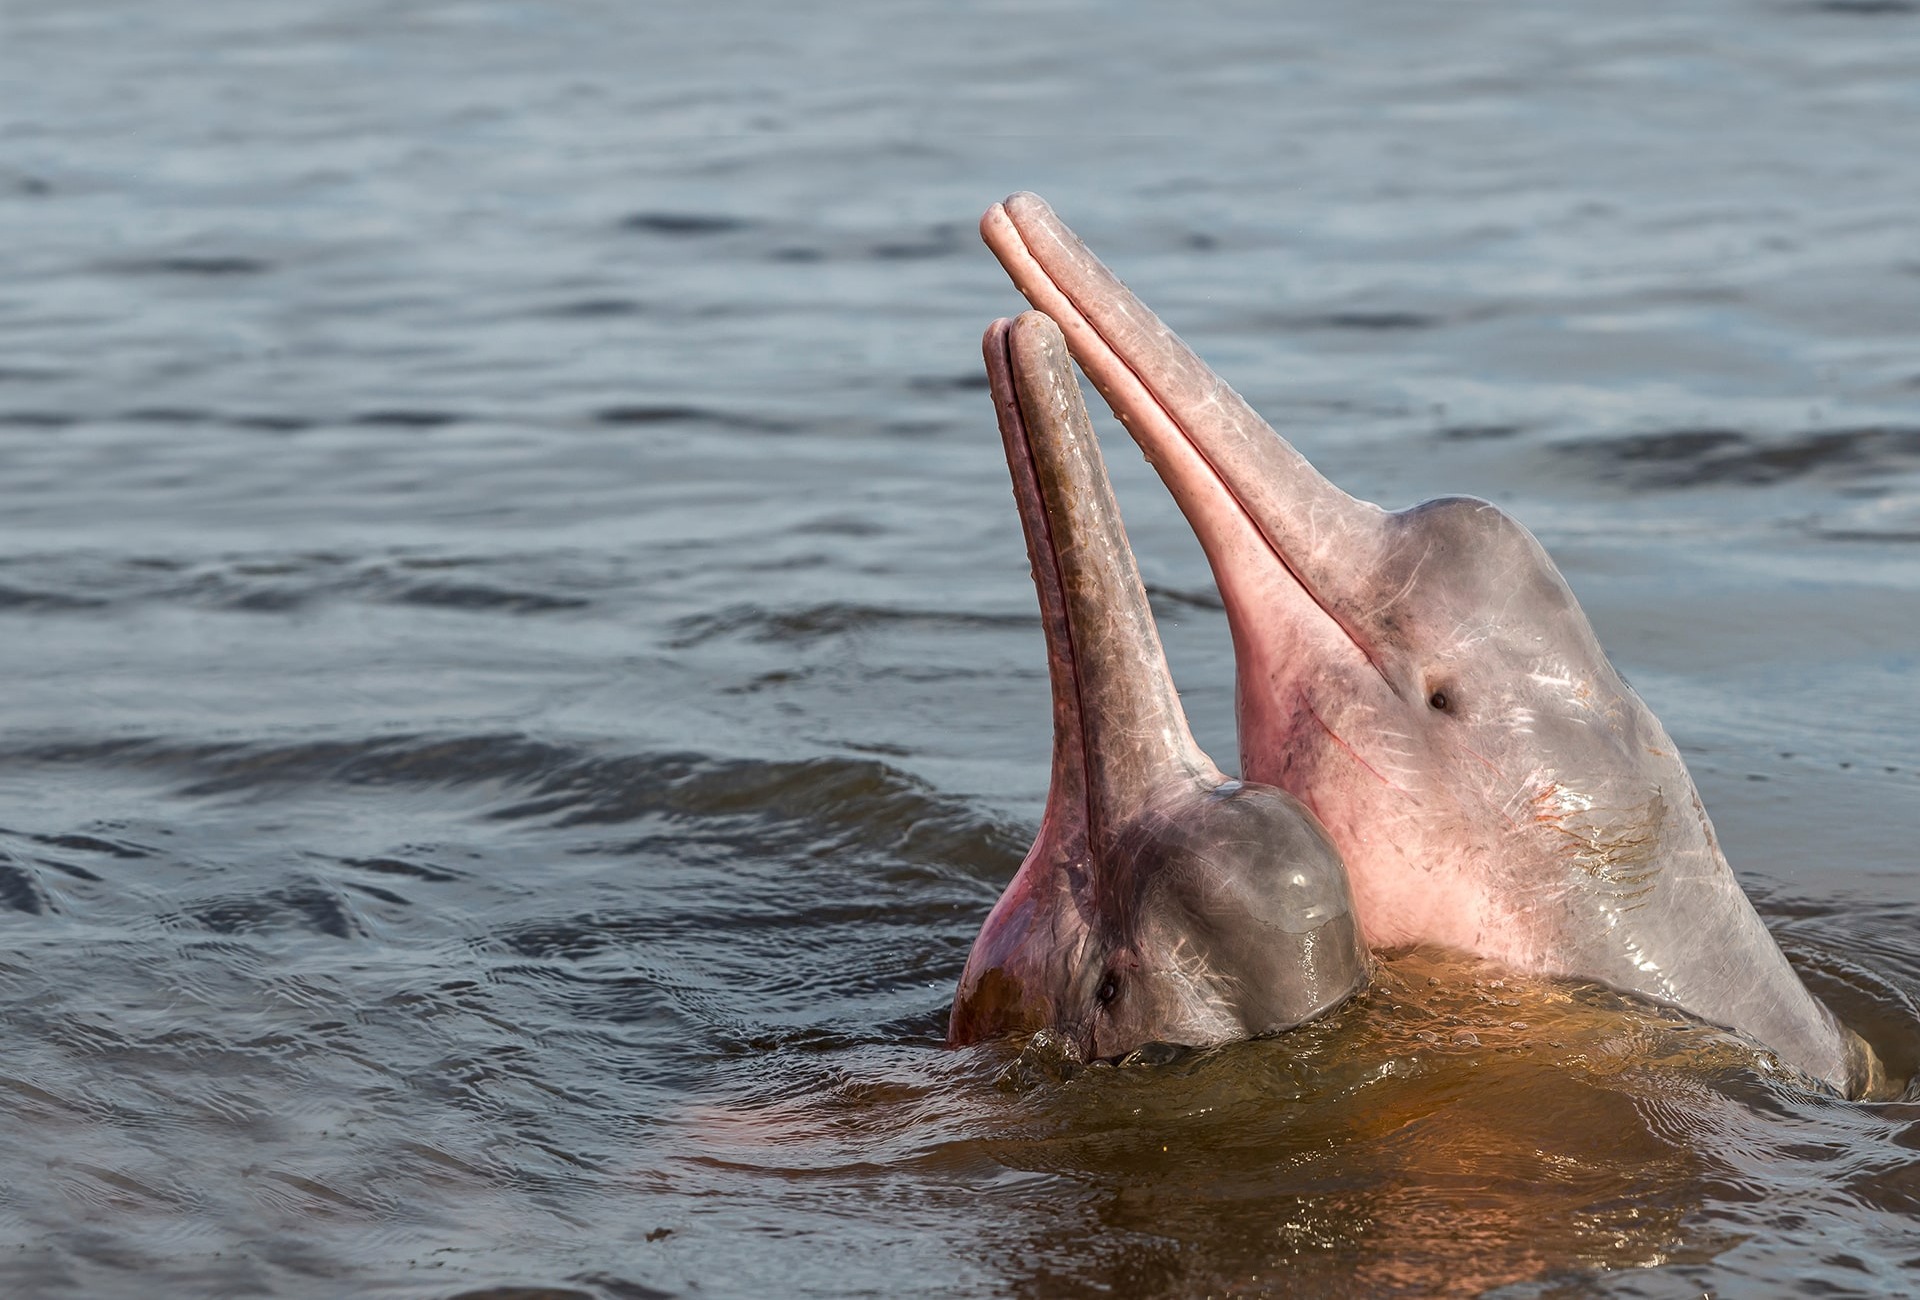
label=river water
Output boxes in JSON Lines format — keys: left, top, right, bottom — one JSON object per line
{"left": 1, "top": 1, "right": 1917, "bottom": 1296}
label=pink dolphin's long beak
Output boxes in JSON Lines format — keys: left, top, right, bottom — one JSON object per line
{"left": 980, "top": 193, "right": 1397, "bottom": 691}
{"left": 984, "top": 311, "right": 1217, "bottom": 859}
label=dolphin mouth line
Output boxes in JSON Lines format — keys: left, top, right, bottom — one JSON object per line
{"left": 983, "top": 203, "right": 1395, "bottom": 694}
{"left": 989, "top": 321, "right": 1101, "bottom": 844}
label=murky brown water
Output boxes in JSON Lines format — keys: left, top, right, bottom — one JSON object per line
{"left": 0, "top": 1, "right": 1917, "bottom": 1296}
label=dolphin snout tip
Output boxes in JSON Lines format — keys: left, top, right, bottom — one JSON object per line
{"left": 1009, "top": 308, "right": 1062, "bottom": 346}
{"left": 979, "top": 201, "right": 1012, "bottom": 246}
{"left": 1005, "top": 313, "right": 1075, "bottom": 400}
{"left": 981, "top": 193, "right": 1052, "bottom": 243}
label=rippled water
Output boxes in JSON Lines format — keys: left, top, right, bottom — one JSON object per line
{"left": 2, "top": 1, "right": 1918, "bottom": 1296}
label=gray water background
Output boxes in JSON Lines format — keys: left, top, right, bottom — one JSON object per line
{"left": 1, "top": 1, "right": 1918, "bottom": 1296}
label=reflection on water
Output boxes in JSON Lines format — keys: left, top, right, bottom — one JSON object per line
{"left": 2, "top": 0, "right": 1918, "bottom": 1296}
{"left": 690, "top": 948, "right": 1920, "bottom": 1299}
{"left": 977, "top": 957, "right": 1724, "bottom": 1298}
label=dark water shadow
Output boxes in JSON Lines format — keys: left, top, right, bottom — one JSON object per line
{"left": 1564, "top": 426, "right": 1920, "bottom": 489}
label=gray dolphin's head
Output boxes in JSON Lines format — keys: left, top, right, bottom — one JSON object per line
{"left": 948, "top": 313, "right": 1368, "bottom": 1062}
{"left": 981, "top": 195, "right": 1889, "bottom": 1098}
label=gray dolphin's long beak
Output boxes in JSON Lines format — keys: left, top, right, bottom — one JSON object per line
{"left": 981, "top": 193, "right": 1394, "bottom": 681}
{"left": 985, "top": 312, "right": 1219, "bottom": 856}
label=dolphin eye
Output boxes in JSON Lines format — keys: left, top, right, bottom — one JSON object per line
{"left": 1097, "top": 975, "right": 1119, "bottom": 1006}
{"left": 1429, "top": 689, "right": 1451, "bottom": 712}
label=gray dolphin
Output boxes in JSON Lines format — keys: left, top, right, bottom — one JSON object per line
{"left": 948, "top": 312, "right": 1369, "bottom": 1059}
{"left": 981, "top": 194, "right": 1891, "bottom": 1098}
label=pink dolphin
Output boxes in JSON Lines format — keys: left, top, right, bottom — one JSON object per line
{"left": 981, "top": 194, "right": 1888, "bottom": 1098}
{"left": 950, "top": 312, "right": 1368, "bottom": 1059}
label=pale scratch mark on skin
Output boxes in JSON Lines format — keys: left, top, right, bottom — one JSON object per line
{"left": 1143, "top": 927, "right": 1242, "bottom": 1042}
{"left": 1457, "top": 741, "right": 1523, "bottom": 830}
{"left": 1500, "top": 766, "right": 1553, "bottom": 824}
{"left": 1369, "top": 538, "right": 1434, "bottom": 624}
{"left": 1355, "top": 725, "right": 1422, "bottom": 785}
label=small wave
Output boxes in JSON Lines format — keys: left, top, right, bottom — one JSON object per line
{"left": 446, "top": 1274, "right": 673, "bottom": 1300}
{"left": 173, "top": 883, "right": 364, "bottom": 940}
{"left": 761, "top": 224, "right": 973, "bottom": 265}
{"left": 1768, "top": 899, "right": 1920, "bottom": 1088}
{"left": 619, "top": 212, "right": 751, "bottom": 237}
{"left": 1144, "top": 582, "right": 1225, "bottom": 613}
{"left": 119, "top": 406, "right": 214, "bottom": 425}
{"left": 0, "top": 820, "right": 137, "bottom": 901}
{"left": 756, "top": 221, "right": 967, "bottom": 264}
{"left": 1814, "top": 528, "right": 1920, "bottom": 543}
{"left": 203, "top": 563, "right": 588, "bottom": 616}
{"left": 592, "top": 403, "right": 796, "bottom": 433}
{"left": 0, "top": 552, "right": 601, "bottom": 618}
{"left": 1303, "top": 310, "right": 1441, "bottom": 331}
{"left": 539, "top": 297, "right": 646, "bottom": 318}
{"left": 1567, "top": 425, "right": 1920, "bottom": 488}
{"left": 113, "top": 407, "right": 461, "bottom": 433}
{"left": 906, "top": 372, "right": 989, "bottom": 394}
{"left": 339, "top": 855, "right": 462, "bottom": 884}
{"left": 2, "top": 732, "right": 559, "bottom": 800}
{"left": 394, "top": 582, "right": 588, "bottom": 614}
{"left": 106, "top": 255, "right": 273, "bottom": 277}
{"left": 488, "top": 747, "right": 1023, "bottom": 871}
{"left": 226, "top": 413, "right": 313, "bottom": 433}
{"left": 865, "top": 228, "right": 964, "bottom": 261}
{"left": 349, "top": 409, "right": 466, "bottom": 428}
{"left": 28, "top": 831, "right": 148, "bottom": 861}
{"left": 0, "top": 831, "right": 110, "bottom": 886}
{"left": 1809, "top": 0, "right": 1916, "bottom": 13}
{"left": 1438, "top": 423, "right": 1526, "bottom": 441}
{"left": 9, "top": 733, "right": 1023, "bottom": 877}
{"left": 668, "top": 601, "right": 1030, "bottom": 649}
{"left": 791, "top": 515, "right": 884, "bottom": 538}
{"left": 0, "top": 584, "right": 107, "bottom": 612}
{"left": 0, "top": 859, "right": 52, "bottom": 914}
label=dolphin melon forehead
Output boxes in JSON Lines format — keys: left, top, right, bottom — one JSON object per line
{"left": 1135, "top": 782, "right": 1354, "bottom": 936}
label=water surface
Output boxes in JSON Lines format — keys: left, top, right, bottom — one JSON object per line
{"left": 2, "top": 1, "right": 1918, "bottom": 1296}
